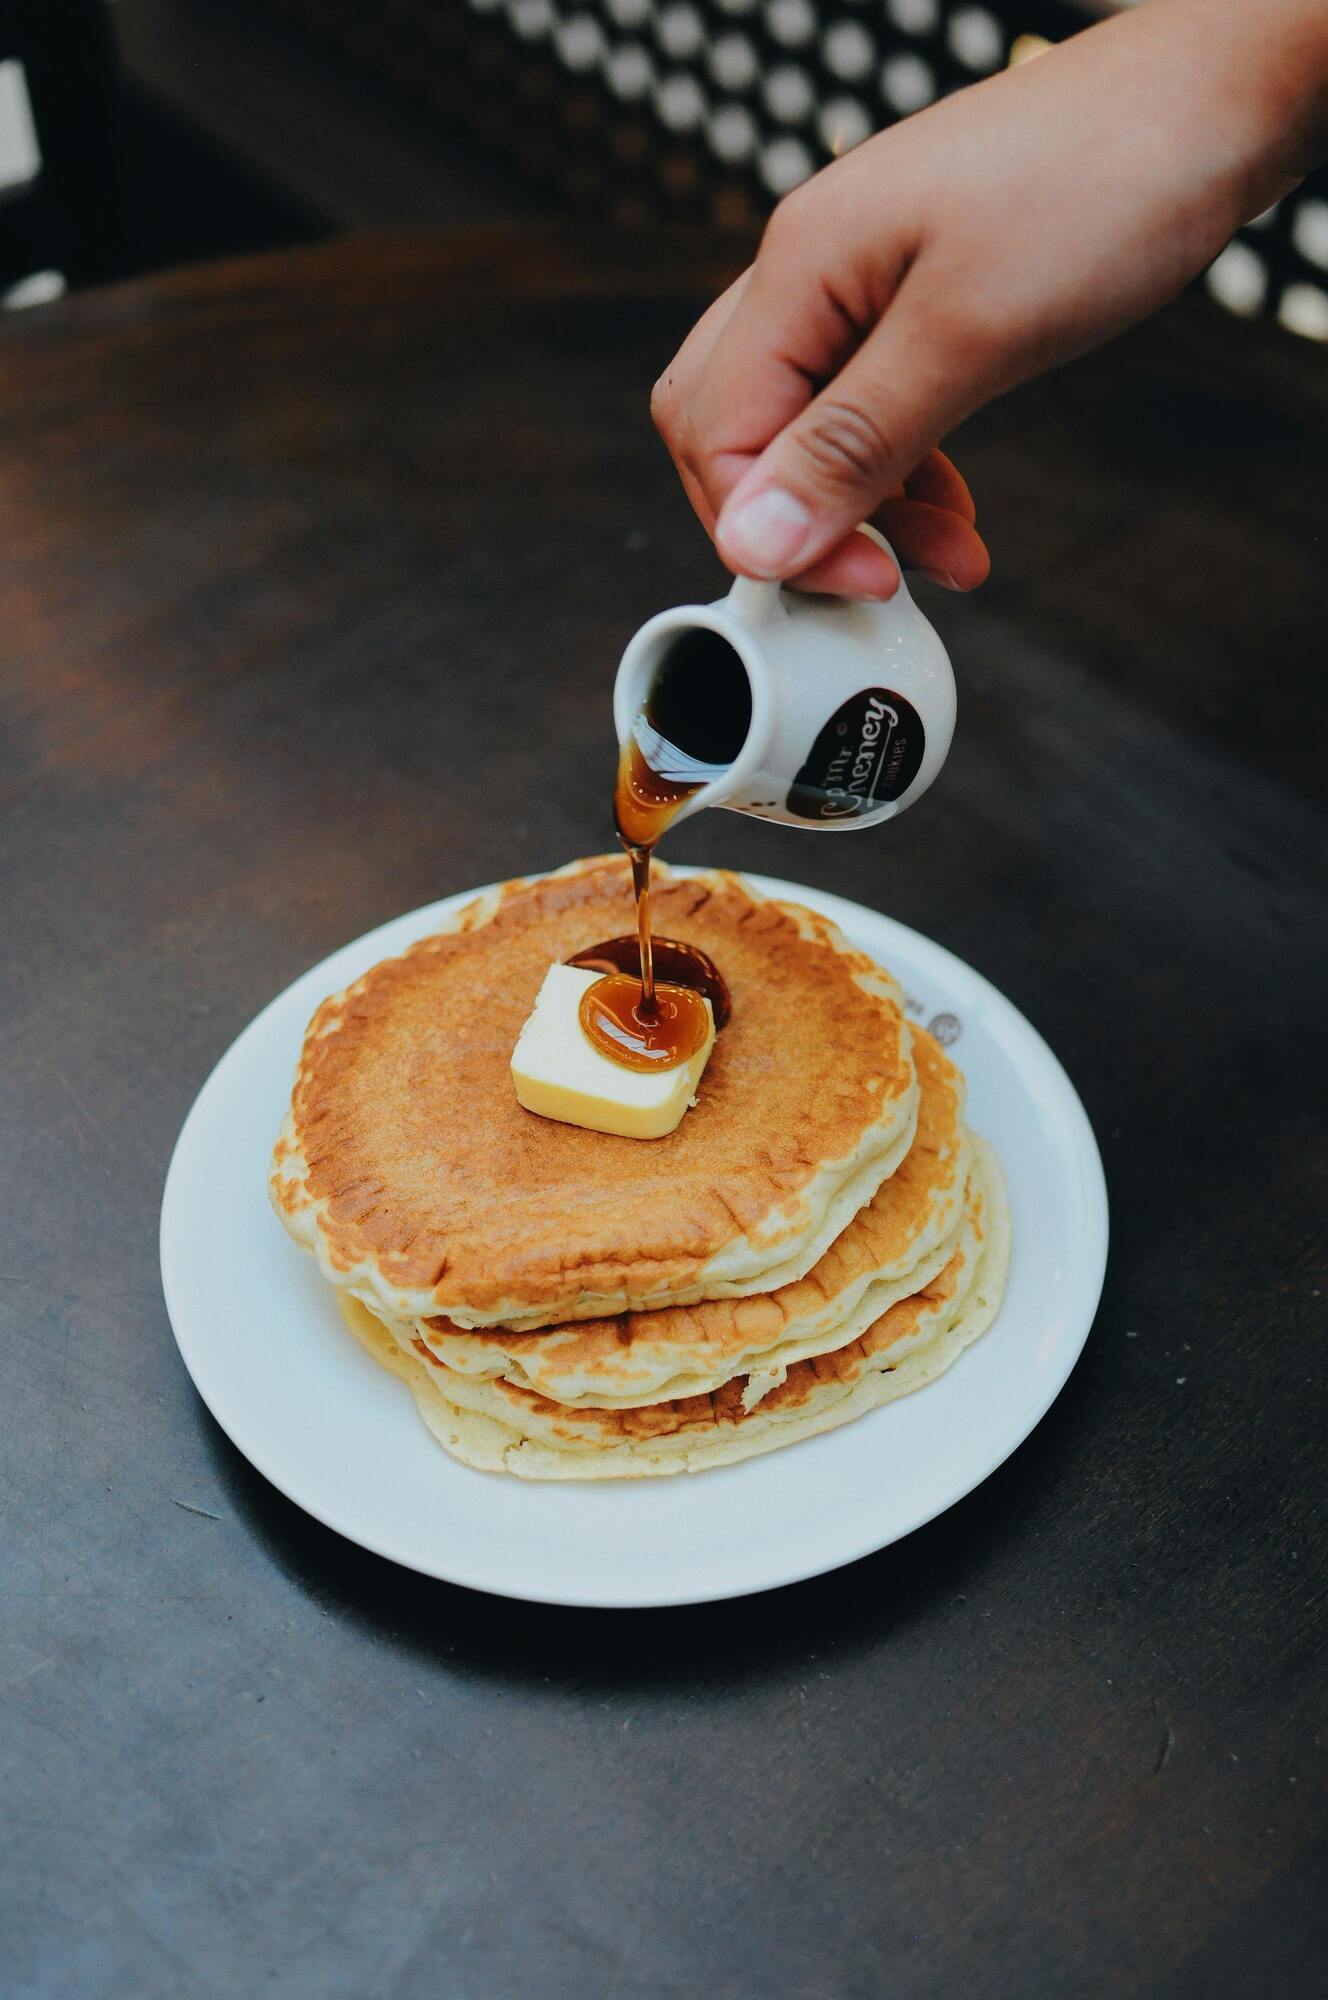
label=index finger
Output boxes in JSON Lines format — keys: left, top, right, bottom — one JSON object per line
{"left": 673, "top": 211, "right": 915, "bottom": 520}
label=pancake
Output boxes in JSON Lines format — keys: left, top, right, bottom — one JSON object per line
{"left": 410, "top": 1029, "right": 970, "bottom": 1408}
{"left": 337, "top": 1139, "right": 1010, "bottom": 1479}
{"left": 271, "top": 858, "right": 918, "bottom": 1331}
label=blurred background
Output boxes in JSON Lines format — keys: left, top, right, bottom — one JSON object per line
{"left": 4, "top": 0, "right": 1328, "bottom": 334}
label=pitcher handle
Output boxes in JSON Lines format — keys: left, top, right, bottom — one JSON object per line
{"left": 727, "top": 527, "right": 905, "bottom": 624}
{"left": 725, "top": 575, "right": 784, "bottom": 626}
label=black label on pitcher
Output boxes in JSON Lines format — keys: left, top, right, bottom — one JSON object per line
{"left": 786, "top": 689, "right": 925, "bottom": 822}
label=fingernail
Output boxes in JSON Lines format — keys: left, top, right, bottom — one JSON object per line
{"left": 717, "top": 487, "right": 813, "bottom": 577}
{"left": 917, "top": 568, "right": 960, "bottom": 589}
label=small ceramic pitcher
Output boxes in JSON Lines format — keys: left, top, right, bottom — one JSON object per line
{"left": 613, "top": 532, "right": 956, "bottom": 832}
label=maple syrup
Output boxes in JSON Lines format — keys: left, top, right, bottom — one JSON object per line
{"left": 566, "top": 935, "right": 731, "bottom": 1026}
{"left": 568, "top": 934, "right": 732, "bottom": 1070}
{"left": 581, "top": 628, "right": 751, "bottom": 1071}
{"left": 576, "top": 972, "right": 711, "bottom": 1071}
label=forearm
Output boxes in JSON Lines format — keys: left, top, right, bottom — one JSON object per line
{"left": 1093, "top": 0, "right": 1328, "bottom": 209}
{"left": 653, "top": 0, "right": 1328, "bottom": 594}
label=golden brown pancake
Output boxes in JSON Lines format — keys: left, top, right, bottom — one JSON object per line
{"left": 271, "top": 859, "right": 918, "bottom": 1330}
{"left": 414, "top": 1029, "right": 970, "bottom": 1406}
{"left": 336, "top": 1140, "right": 1010, "bottom": 1479}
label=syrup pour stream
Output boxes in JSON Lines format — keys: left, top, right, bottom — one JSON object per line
{"left": 569, "top": 631, "right": 752, "bottom": 1072}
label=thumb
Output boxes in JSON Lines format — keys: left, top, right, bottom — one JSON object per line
{"left": 714, "top": 305, "right": 953, "bottom": 581}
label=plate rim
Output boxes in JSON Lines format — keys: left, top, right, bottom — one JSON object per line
{"left": 160, "top": 866, "right": 1109, "bottom": 1609}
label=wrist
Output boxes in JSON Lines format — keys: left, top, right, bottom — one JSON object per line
{"left": 1138, "top": 0, "right": 1328, "bottom": 209}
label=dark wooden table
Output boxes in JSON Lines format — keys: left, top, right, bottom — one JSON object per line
{"left": 4, "top": 229, "right": 1325, "bottom": 2000}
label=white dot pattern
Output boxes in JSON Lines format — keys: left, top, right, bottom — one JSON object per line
{"left": 1291, "top": 198, "right": 1328, "bottom": 271}
{"left": 818, "top": 95, "right": 872, "bottom": 152}
{"left": 555, "top": 13, "right": 605, "bottom": 66}
{"left": 322, "top": 0, "right": 1328, "bottom": 290}
{"left": 604, "top": 40, "right": 655, "bottom": 96}
{"left": 508, "top": 0, "right": 553, "bottom": 39}
{"left": 708, "top": 32, "right": 758, "bottom": 90}
{"left": 822, "top": 20, "right": 874, "bottom": 80}
{"left": 764, "top": 0, "right": 816, "bottom": 48}
{"left": 707, "top": 100, "right": 758, "bottom": 160}
{"left": 881, "top": 51, "right": 935, "bottom": 112}
{"left": 657, "top": 3, "right": 705, "bottom": 56}
{"left": 886, "top": 0, "right": 939, "bottom": 33}
{"left": 947, "top": 4, "right": 1002, "bottom": 71}
{"left": 760, "top": 132, "right": 815, "bottom": 193}
{"left": 656, "top": 70, "right": 707, "bottom": 126}
{"left": 1205, "top": 241, "right": 1266, "bottom": 317}
{"left": 1278, "top": 282, "right": 1328, "bottom": 341}
{"left": 764, "top": 63, "right": 815, "bottom": 122}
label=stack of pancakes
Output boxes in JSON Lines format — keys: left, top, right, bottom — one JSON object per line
{"left": 271, "top": 859, "right": 1010, "bottom": 1478}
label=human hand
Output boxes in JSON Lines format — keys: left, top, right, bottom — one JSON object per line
{"left": 653, "top": 0, "right": 1325, "bottom": 599}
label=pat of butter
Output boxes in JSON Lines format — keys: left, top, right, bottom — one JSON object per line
{"left": 511, "top": 964, "right": 715, "bottom": 1140}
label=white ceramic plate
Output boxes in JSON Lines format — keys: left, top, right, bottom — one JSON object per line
{"left": 161, "top": 870, "right": 1107, "bottom": 1609}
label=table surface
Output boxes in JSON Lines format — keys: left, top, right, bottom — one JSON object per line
{"left": 3, "top": 227, "right": 1325, "bottom": 2000}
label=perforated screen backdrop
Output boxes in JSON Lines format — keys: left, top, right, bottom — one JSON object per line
{"left": 265, "top": 0, "right": 1328, "bottom": 338}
